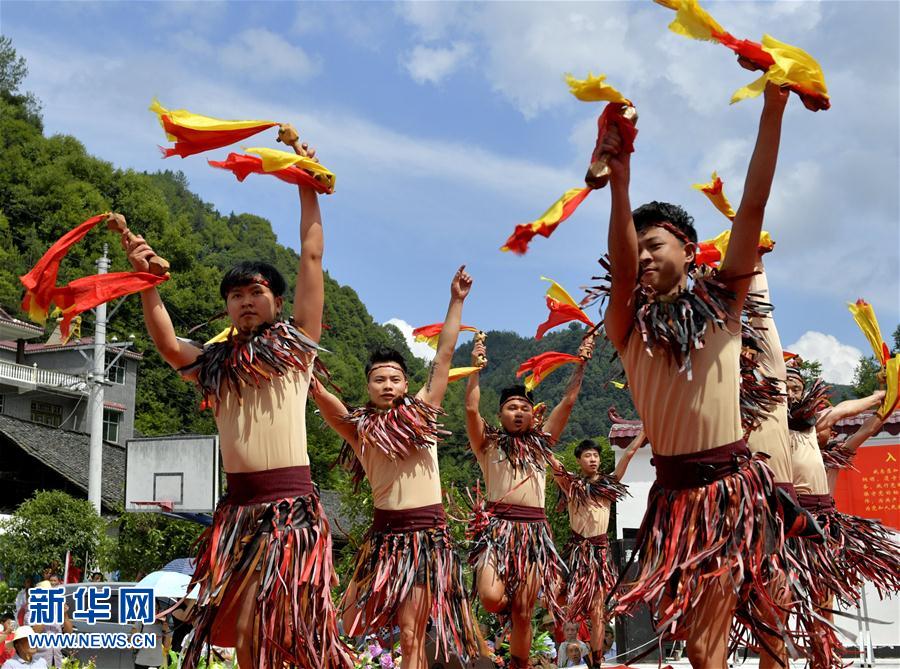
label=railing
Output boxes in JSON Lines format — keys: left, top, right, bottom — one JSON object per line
{"left": 0, "top": 359, "right": 88, "bottom": 394}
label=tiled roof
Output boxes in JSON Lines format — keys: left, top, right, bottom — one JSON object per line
{"left": 0, "top": 414, "right": 124, "bottom": 510}
{"left": 0, "top": 339, "right": 143, "bottom": 360}
{"left": 318, "top": 489, "right": 364, "bottom": 541}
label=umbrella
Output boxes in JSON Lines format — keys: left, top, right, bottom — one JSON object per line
{"left": 162, "top": 558, "right": 195, "bottom": 576}
{"left": 135, "top": 570, "right": 199, "bottom": 599}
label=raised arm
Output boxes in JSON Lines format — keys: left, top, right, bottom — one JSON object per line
{"left": 546, "top": 453, "right": 573, "bottom": 496}
{"left": 417, "top": 266, "right": 473, "bottom": 408}
{"left": 309, "top": 377, "right": 358, "bottom": 447}
{"left": 285, "top": 132, "right": 325, "bottom": 343}
{"left": 816, "top": 389, "right": 886, "bottom": 437}
{"left": 603, "top": 131, "right": 639, "bottom": 351}
{"left": 124, "top": 234, "right": 201, "bottom": 371}
{"left": 613, "top": 429, "right": 646, "bottom": 481}
{"left": 544, "top": 336, "right": 594, "bottom": 443}
{"left": 719, "top": 82, "right": 788, "bottom": 315}
{"left": 826, "top": 412, "right": 888, "bottom": 493}
{"left": 465, "top": 337, "right": 488, "bottom": 454}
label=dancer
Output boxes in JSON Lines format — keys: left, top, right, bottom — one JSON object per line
{"left": 125, "top": 132, "right": 354, "bottom": 669}
{"left": 598, "top": 82, "right": 790, "bottom": 667}
{"left": 549, "top": 431, "right": 644, "bottom": 667}
{"left": 464, "top": 334, "right": 592, "bottom": 667}
{"left": 310, "top": 266, "right": 480, "bottom": 669}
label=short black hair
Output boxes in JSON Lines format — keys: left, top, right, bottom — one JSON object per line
{"left": 219, "top": 261, "right": 287, "bottom": 300}
{"left": 365, "top": 347, "right": 408, "bottom": 378}
{"left": 575, "top": 439, "right": 600, "bottom": 458}
{"left": 499, "top": 385, "right": 533, "bottom": 409}
{"left": 632, "top": 201, "right": 698, "bottom": 244}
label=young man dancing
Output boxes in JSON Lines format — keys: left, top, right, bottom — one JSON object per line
{"left": 599, "top": 82, "right": 791, "bottom": 668}
{"left": 550, "top": 432, "right": 644, "bottom": 667}
{"left": 464, "top": 335, "right": 592, "bottom": 667}
{"left": 310, "top": 267, "right": 480, "bottom": 669}
{"left": 125, "top": 134, "right": 354, "bottom": 669}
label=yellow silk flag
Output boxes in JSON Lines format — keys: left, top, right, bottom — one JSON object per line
{"left": 880, "top": 355, "right": 900, "bottom": 419}
{"left": 848, "top": 299, "right": 890, "bottom": 367}
{"left": 206, "top": 325, "right": 236, "bottom": 345}
{"left": 501, "top": 187, "right": 592, "bottom": 254}
{"left": 244, "top": 147, "right": 336, "bottom": 190}
{"left": 692, "top": 172, "right": 735, "bottom": 220}
{"left": 731, "top": 34, "right": 829, "bottom": 105}
{"left": 668, "top": 0, "right": 726, "bottom": 42}
{"left": 448, "top": 367, "right": 482, "bottom": 383}
{"left": 412, "top": 323, "right": 479, "bottom": 350}
{"left": 565, "top": 73, "right": 629, "bottom": 104}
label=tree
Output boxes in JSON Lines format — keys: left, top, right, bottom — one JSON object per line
{"left": 103, "top": 513, "right": 204, "bottom": 581}
{"left": 0, "top": 36, "right": 42, "bottom": 129}
{"left": 852, "top": 355, "right": 881, "bottom": 398}
{"left": 0, "top": 490, "right": 105, "bottom": 585}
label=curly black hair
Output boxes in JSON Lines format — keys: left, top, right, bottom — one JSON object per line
{"left": 632, "top": 201, "right": 698, "bottom": 244}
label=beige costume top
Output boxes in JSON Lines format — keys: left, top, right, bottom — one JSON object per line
{"left": 216, "top": 362, "right": 313, "bottom": 473}
{"left": 621, "top": 324, "right": 743, "bottom": 456}
{"left": 355, "top": 440, "right": 443, "bottom": 511}
{"left": 791, "top": 427, "right": 829, "bottom": 495}
{"left": 475, "top": 438, "right": 546, "bottom": 509}
{"left": 567, "top": 492, "right": 611, "bottom": 538}
{"left": 744, "top": 270, "right": 792, "bottom": 483}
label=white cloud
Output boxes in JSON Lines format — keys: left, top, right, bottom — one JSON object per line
{"left": 786, "top": 331, "right": 863, "bottom": 385}
{"left": 219, "top": 29, "right": 320, "bottom": 82}
{"left": 403, "top": 42, "right": 472, "bottom": 85}
{"left": 384, "top": 318, "right": 436, "bottom": 362}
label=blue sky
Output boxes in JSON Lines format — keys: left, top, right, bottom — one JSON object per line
{"left": 4, "top": 1, "right": 898, "bottom": 383}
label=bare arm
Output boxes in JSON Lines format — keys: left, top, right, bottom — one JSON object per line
{"left": 309, "top": 377, "right": 358, "bottom": 446}
{"left": 719, "top": 82, "right": 788, "bottom": 315}
{"left": 544, "top": 362, "right": 587, "bottom": 444}
{"left": 285, "top": 136, "right": 325, "bottom": 343}
{"left": 417, "top": 266, "right": 473, "bottom": 408}
{"left": 465, "top": 338, "right": 488, "bottom": 454}
{"left": 124, "top": 234, "right": 201, "bottom": 371}
{"left": 603, "top": 133, "right": 638, "bottom": 351}
{"left": 816, "top": 390, "right": 885, "bottom": 436}
{"left": 613, "top": 429, "right": 646, "bottom": 481}
{"left": 546, "top": 453, "right": 572, "bottom": 495}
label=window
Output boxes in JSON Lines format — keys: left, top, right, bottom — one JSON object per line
{"left": 31, "top": 401, "right": 62, "bottom": 427}
{"left": 103, "top": 409, "right": 122, "bottom": 443}
{"left": 106, "top": 351, "right": 126, "bottom": 385}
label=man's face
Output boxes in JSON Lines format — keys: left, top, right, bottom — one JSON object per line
{"left": 563, "top": 621, "right": 579, "bottom": 640}
{"left": 225, "top": 279, "right": 283, "bottom": 334}
{"left": 366, "top": 364, "right": 408, "bottom": 410}
{"left": 637, "top": 225, "right": 695, "bottom": 296}
{"left": 499, "top": 399, "right": 533, "bottom": 434}
{"left": 577, "top": 449, "right": 600, "bottom": 476}
{"left": 604, "top": 628, "right": 614, "bottom": 650}
{"left": 566, "top": 645, "right": 581, "bottom": 662}
{"left": 48, "top": 576, "right": 60, "bottom": 587}
{"left": 786, "top": 376, "right": 804, "bottom": 403}
{"left": 14, "top": 639, "right": 34, "bottom": 662}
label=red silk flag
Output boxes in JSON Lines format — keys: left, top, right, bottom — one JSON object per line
{"left": 535, "top": 277, "right": 594, "bottom": 339}
{"left": 20, "top": 214, "right": 107, "bottom": 323}
{"left": 833, "top": 441, "right": 900, "bottom": 531}
{"left": 52, "top": 273, "right": 168, "bottom": 340}
{"left": 150, "top": 100, "right": 278, "bottom": 159}
{"left": 208, "top": 152, "right": 334, "bottom": 195}
{"left": 501, "top": 187, "right": 592, "bottom": 255}
{"left": 516, "top": 351, "right": 581, "bottom": 392}
{"left": 412, "top": 323, "right": 479, "bottom": 349}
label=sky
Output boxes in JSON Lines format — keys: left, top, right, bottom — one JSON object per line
{"left": 3, "top": 0, "right": 898, "bottom": 384}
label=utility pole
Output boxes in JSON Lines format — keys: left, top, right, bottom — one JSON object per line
{"left": 87, "top": 244, "right": 109, "bottom": 513}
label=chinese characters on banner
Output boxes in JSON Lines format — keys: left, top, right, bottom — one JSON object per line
{"left": 834, "top": 442, "right": 900, "bottom": 531}
{"left": 28, "top": 587, "right": 155, "bottom": 626}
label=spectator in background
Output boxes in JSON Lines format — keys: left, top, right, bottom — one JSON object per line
{"left": 2, "top": 626, "right": 47, "bottom": 669}
{"left": 89, "top": 573, "right": 103, "bottom": 584}
{"left": 14, "top": 578, "right": 32, "bottom": 626}
{"left": 559, "top": 643, "right": 585, "bottom": 668}
{"left": 556, "top": 623, "right": 588, "bottom": 668}
{"left": 0, "top": 616, "right": 17, "bottom": 666}
{"left": 602, "top": 626, "right": 616, "bottom": 661}
{"left": 27, "top": 581, "right": 73, "bottom": 668}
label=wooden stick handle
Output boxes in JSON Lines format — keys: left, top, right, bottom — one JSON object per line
{"left": 105, "top": 213, "right": 170, "bottom": 276}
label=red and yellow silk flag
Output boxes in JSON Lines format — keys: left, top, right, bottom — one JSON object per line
{"left": 448, "top": 367, "right": 481, "bottom": 383}
{"left": 208, "top": 151, "right": 334, "bottom": 195}
{"left": 695, "top": 230, "right": 774, "bottom": 267}
{"left": 52, "top": 273, "right": 167, "bottom": 341}
{"left": 692, "top": 172, "right": 735, "bottom": 220}
{"left": 150, "top": 99, "right": 278, "bottom": 159}
{"left": 20, "top": 214, "right": 107, "bottom": 323}
{"left": 660, "top": 0, "right": 830, "bottom": 111}
{"left": 501, "top": 187, "right": 592, "bottom": 255}
{"left": 565, "top": 72, "right": 630, "bottom": 104}
{"left": 245, "top": 147, "right": 336, "bottom": 191}
{"left": 516, "top": 351, "right": 581, "bottom": 392}
{"left": 412, "top": 323, "right": 479, "bottom": 349}
{"left": 535, "top": 277, "right": 594, "bottom": 339}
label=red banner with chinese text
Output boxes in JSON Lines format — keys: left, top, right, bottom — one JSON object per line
{"left": 833, "top": 442, "right": 900, "bottom": 531}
